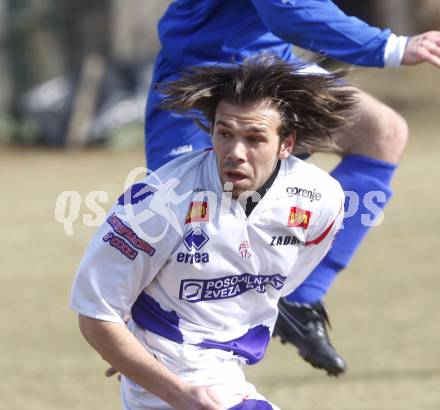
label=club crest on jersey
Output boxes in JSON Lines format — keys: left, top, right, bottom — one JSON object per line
{"left": 239, "top": 241, "right": 251, "bottom": 258}
{"left": 287, "top": 207, "right": 312, "bottom": 229}
{"left": 185, "top": 201, "right": 209, "bottom": 224}
{"left": 183, "top": 228, "right": 209, "bottom": 251}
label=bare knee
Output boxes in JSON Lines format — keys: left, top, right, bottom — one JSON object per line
{"left": 336, "top": 90, "right": 409, "bottom": 163}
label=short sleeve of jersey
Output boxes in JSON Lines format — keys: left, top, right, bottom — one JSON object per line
{"left": 281, "top": 161, "right": 345, "bottom": 296}
{"left": 69, "top": 152, "right": 205, "bottom": 324}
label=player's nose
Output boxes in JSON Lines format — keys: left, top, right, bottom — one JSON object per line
{"left": 227, "top": 139, "right": 247, "bottom": 162}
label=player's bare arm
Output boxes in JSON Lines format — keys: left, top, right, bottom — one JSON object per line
{"left": 402, "top": 31, "right": 440, "bottom": 68}
{"left": 78, "top": 315, "right": 225, "bottom": 410}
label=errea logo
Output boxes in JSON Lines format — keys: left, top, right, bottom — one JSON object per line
{"left": 177, "top": 228, "right": 210, "bottom": 265}
{"left": 183, "top": 228, "right": 209, "bottom": 251}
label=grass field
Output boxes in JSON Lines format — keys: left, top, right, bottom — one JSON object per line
{"left": 1, "top": 65, "right": 440, "bottom": 409}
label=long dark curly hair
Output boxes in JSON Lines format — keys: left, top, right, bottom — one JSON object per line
{"left": 158, "top": 54, "right": 358, "bottom": 155}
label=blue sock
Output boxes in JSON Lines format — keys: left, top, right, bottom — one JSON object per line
{"left": 286, "top": 154, "right": 397, "bottom": 304}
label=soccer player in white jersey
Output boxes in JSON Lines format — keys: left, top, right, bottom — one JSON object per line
{"left": 70, "top": 56, "right": 357, "bottom": 410}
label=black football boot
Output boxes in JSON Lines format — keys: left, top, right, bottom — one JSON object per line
{"left": 274, "top": 298, "right": 347, "bottom": 376}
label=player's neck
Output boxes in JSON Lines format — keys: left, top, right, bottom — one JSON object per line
{"left": 244, "top": 160, "right": 281, "bottom": 217}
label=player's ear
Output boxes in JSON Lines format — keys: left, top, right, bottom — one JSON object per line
{"left": 278, "top": 131, "right": 295, "bottom": 160}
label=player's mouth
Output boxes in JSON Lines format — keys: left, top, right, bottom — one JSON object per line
{"left": 224, "top": 169, "right": 248, "bottom": 183}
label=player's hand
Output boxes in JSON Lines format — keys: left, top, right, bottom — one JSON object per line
{"left": 402, "top": 31, "right": 440, "bottom": 68}
{"left": 105, "top": 365, "right": 121, "bottom": 381}
{"left": 173, "top": 385, "right": 225, "bottom": 410}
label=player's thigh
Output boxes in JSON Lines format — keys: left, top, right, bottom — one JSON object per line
{"left": 287, "top": 57, "right": 408, "bottom": 162}
{"left": 333, "top": 88, "right": 408, "bottom": 162}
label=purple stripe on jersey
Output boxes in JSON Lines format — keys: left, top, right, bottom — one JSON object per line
{"left": 117, "top": 182, "right": 155, "bottom": 206}
{"left": 229, "top": 399, "right": 273, "bottom": 409}
{"left": 131, "top": 292, "right": 184, "bottom": 344}
{"left": 198, "top": 325, "right": 270, "bottom": 365}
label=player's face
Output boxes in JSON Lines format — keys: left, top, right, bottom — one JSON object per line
{"left": 213, "top": 100, "right": 294, "bottom": 198}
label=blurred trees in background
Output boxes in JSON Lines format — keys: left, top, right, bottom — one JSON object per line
{"left": 0, "top": 0, "right": 169, "bottom": 145}
{"left": 333, "top": 0, "right": 440, "bottom": 34}
{"left": 0, "top": 0, "right": 169, "bottom": 114}
{"left": 0, "top": 0, "right": 438, "bottom": 145}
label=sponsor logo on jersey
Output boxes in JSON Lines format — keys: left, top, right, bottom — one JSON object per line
{"left": 270, "top": 235, "right": 305, "bottom": 246}
{"left": 183, "top": 227, "right": 209, "bottom": 251}
{"left": 239, "top": 240, "right": 251, "bottom": 258}
{"left": 287, "top": 207, "right": 312, "bottom": 229}
{"left": 179, "top": 273, "right": 286, "bottom": 303}
{"left": 286, "top": 186, "right": 322, "bottom": 202}
{"left": 185, "top": 201, "right": 209, "bottom": 224}
{"left": 176, "top": 252, "right": 210, "bottom": 264}
{"left": 177, "top": 228, "right": 210, "bottom": 264}
{"left": 169, "top": 144, "right": 193, "bottom": 156}
{"left": 107, "top": 213, "right": 156, "bottom": 256}
{"left": 102, "top": 231, "right": 138, "bottom": 260}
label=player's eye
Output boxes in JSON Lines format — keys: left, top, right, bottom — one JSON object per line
{"left": 247, "top": 135, "right": 263, "bottom": 144}
{"left": 219, "top": 130, "right": 231, "bottom": 139}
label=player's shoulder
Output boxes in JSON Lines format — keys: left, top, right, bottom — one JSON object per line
{"left": 114, "top": 150, "right": 211, "bottom": 235}
{"left": 118, "top": 150, "right": 208, "bottom": 206}
{"left": 148, "top": 149, "right": 209, "bottom": 186}
{"left": 282, "top": 156, "right": 344, "bottom": 237}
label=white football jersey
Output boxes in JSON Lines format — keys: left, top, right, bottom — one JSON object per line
{"left": 70, "top": 149, "right": 344, "bottom": 367}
